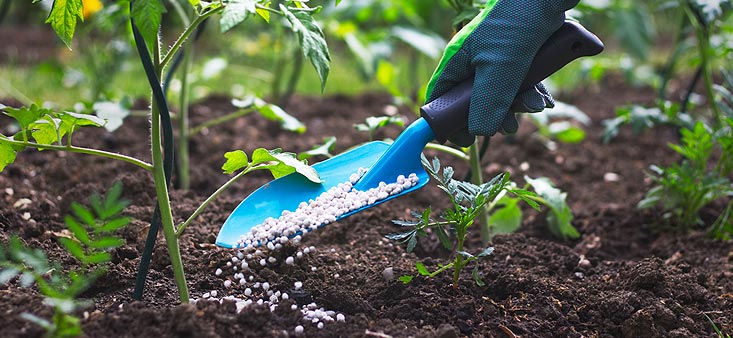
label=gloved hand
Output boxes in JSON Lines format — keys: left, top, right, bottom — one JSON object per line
{"left": 425, "top": 0, "right": 579, "bottom": 145}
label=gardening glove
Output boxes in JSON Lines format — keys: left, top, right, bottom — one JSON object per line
{"left": 425, "top": 0, "right": 578, "bottom": 146}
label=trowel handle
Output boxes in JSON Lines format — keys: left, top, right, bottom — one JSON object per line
{"left": 420, "top": 21, "right": 604, "bottom": 144}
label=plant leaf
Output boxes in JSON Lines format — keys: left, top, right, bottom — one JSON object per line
{"left": 131, "top": 0, "right": 166, "bottom": 48}
{"left": 525, "top": 176, "right": 579, "bottom": 239}
{"left": 45, "top": 0, "right": 84, "bottom": 48}
{"left": 406, "top": 233, "right": 417, "bottom": 253}
{"left": 391, "top": 26, "right": 445, "bottom": 59}
{"left": 280, "top": 4, "right": 330, "bottom": 92}
{"left": 222, "top": 150, "right": 249, "bottom": 174}
{"left": 2, "top": 105, "right": 47, "bottom": 132}
{"left": 98, "top": 217, "right": 131, "bottom": 232}
{"left": 398, "top": 275, "right": 413, "bottom": 284}
{"left": 220, "top": 0, "right": 256, "bottom": 32}
{"left": 472, "top": 265, "right": 485, "bottom": 286}
{"left": 30, "top": 117, "right": 65, "bottom": 145}
{"left": 254, "top": 98, "right": 306, "bottom": 133}
{"left": 0, "top": 141, "right": 17, "bottom": 173}
{"left": 415, "top": 262, "right": 429, "bottom": 276}
{"left": 298, "top": 136, "right": 336, "bottom": 160}
{"left": 58, "top": 237, "right": 86, "bottom": 263}
{"left": 477, "top": 247, "right": 495, "bottom": 257}
{"left": 64, "top": 215, "right": 91, "bottom": 245}
{"left": 251, "top": 148, "right": 321, "bottom": 183}
{"left": 89, "top": 237, "right": 125, "bottom": 249}
{"left": 434, "top": 225, "right": 452, "bottom": 251}
{"left": 93, "top": 101, "right": 130, "bottom": 132}
{"left": 488, "top": 196, "right": 522, "bottom": 235}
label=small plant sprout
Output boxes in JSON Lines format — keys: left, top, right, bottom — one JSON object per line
{"left": 234, "top": 168, "right": 419, "bottom": 248}
{"left": 388, "top": 155, "right": 541, "bottom": 288}
{"left": 354, "top": 115, "right": 405, "bottom": 141}
{"left": 0, "top": 183, "right": 129, "bottom": 338}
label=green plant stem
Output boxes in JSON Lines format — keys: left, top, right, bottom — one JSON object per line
{"left": 150, "top": 40, "right": 190, "bottom": 303}
{"left": 189, "top": 107, "right": 256, "bottom": 135}
{"left": 428, "top": 259, "right": 455, "bottom": 277}
{"left": 453, "top": 226, "right": 467, "bottom": 288}
{"left": 424, "top": 143, "right": 470, "bottom": 161}
{"left": 151, "top": 100, "right": 189, "bottom": 303}
{"left": 176, "top": 166, "right": 252, "bottom": 237}
{"left": 160, "top": 6, "right": 223, "bottom": 69}
{"left": 0, "top": 136, "right": 153, "bottom": 171}
{"left": 469, "top": 143, "right": 492, "bottom": 245}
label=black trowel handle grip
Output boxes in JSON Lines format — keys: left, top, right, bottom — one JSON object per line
{"left": 420, "top": 21, "right": 604, "bottom": 144}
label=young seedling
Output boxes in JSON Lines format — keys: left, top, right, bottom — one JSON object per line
{"left": 354, "top": 115, "right": 405, "bottom": 141}
{"left": 638, "top": 120, "right": 733, "bottom": 238}
{"left": 387, "top": 155, "right": 540, "bottom": 288}
{"left": 0, "top": 182, "right": 129, "bottom": 338}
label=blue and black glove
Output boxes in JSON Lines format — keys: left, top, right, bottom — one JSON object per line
{"left": 425, "top": 0, "right": 580, "bottom": 144}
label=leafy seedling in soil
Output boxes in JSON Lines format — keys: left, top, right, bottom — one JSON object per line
{"left": 354, "top": 115, "right": 405, "bottom": 141}
{"left": 639, "top": 120, "right": 733, "bottom": 238}
{"left": 387, "top": 155, "right": 540, "bottom": 288}
{"left": 0, "top": 182, "right": 129, "bottom": 338}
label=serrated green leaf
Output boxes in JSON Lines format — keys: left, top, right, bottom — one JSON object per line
{"left": 280, "top": 5, "right": 330, "bottom": 92}
{"left": 0, "top": 141, "right": 17, "bottom": 173}
{"left": 58, "top": 237, "right": 87, "bottom": 262}
{"left": 222, "top": 150, "right": 249, "bottom": 174}
{"left": 254, "top": 98, "right": 306, "bottom": 133}
{"left": 220, "top": 0, "right": 256, "bottom": 32}
{"left": 406, "top": 233, "right": 417, "bottom": 253}
{"left": 64, "top": 215, "right": 91, "bottom": 244}
{"left": 131, "top": 0, "right": 166, "bottom": 48}
{"left": 2, "top": 105, "right": 47, "bottom": 132}
{"left": 415, "top": 262, "right": 429, "bottom": 276}
{"left": 71, "top": 202, "right": 95, "bottom": 227}
{"left": 385, "top": 231, "right": 413, "bottom": 241}
{"left": 45, "top": 0, "right": 84, "bottom": 48}
{"left": 89, "top": 237, "right": 124, "bottom": 249}
{"left": 85, "top": 252, "right": 111, "bottom": 264}
{"left": 98, "top": 217, "right": 131, "bottom": 232}
{"left": 398, "top": 275, "right": 413, "bottom": 284}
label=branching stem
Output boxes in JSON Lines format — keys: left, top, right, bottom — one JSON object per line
{"left": 0, "top": 136, "right": 153, "bottom": 171}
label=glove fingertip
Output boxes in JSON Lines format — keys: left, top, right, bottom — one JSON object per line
{"left": 500, "top": 113, "right": 519, "bottom": 134}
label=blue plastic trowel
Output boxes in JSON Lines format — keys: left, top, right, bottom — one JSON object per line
{"left": 216, "top": 21, "right": 604, "bottom": 248}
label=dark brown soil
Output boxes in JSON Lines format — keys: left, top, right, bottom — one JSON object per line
{"left": 1, "top": 77, "right": 732, "bottom": 338}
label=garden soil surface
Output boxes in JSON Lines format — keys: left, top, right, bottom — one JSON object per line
{"left": 1, "top": 77, "right": 732, "bottom": 338}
